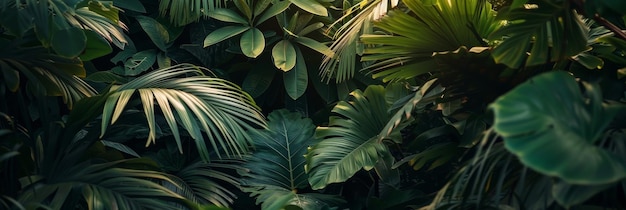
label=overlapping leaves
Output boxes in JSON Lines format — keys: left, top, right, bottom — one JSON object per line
{"left": 100, "top": 64, "right": 266, "bottom": 161}
{"left": 241, "top": 109, "right": 343, "bottom": 210}
{"left": 306, "top": 85, "right": 392, "bottom": 190}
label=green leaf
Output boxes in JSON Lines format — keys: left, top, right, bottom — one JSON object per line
{"left": 290, "top": 0, "right": 328, "bottom": 16}
{"left": 491, "top": 71, "right": 626, "bottom": 185}
{"left": 136, "top": 16, "right": 170, "bottom": 51}
{"left": 208, "top": 8, "right": 249, "bottom": 24}
{"left": 234, "top": 0, "right": 253, "bottom": 21}
{"left": 0, "top": 67, "right": 19, "bottom": 92}
{"left": 242, "top": 110, "right": 313, "bottom": 191}
{"left": 306, "top": 85, "right": 392, "bottom": 190}
{"left": 283, "top": 46, "right": 308, "bottom": 100}
{"left": 552, "top": 181, "right": 613, "bottom": 208}
{"left": 242, "top": 63, "right": 276, "bottom": 98}
{"left": 272, "top": 40, "right": 297, "bottom": 71}
{"left": 81, "top": 30, "right": 113, "bottom": 61}
{"left": 490, "top": 1, "right": 589, "bottom": 68}
{"left": 203, "top": 26, "right": 250, "bottom": 47}
{"left": 114, "top": 0, "right": 146, "bottom": 13}
{"left": 51, "top": 28, "right": 87, "bottom": 58}
{"left": 101, "top": 140, "right": 140, "bottom": 157}
{"left": 255, "top": 0, "right": 291, "bottom": 26}
{"left": 122, "top": 49, "right": 158, "bottom": 76}
{"left": 101, "top": 64, "right": 266, "bottom": 161}
{"left": 240, "top": 28, "right": 265, "bottom": 58}
{"left": 294, "top": 37, "right": 333, "bottom": 57}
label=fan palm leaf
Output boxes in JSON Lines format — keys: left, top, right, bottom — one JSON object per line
{"left": 100, "top": 64, "right": 266, "bottom": 161}
{"left": 489, "top": 0, "right": 589, "bottom": 68}
{"left": 360, "top": 0, "right": 499, "bottom": 82}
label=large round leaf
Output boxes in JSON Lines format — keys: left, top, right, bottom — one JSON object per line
{"left": 272, "top": 40, "right": 296, "bottom": 71}
{"left": 240, "top": 27, "right": 265, "bottom": 58}
{"left": 490, "top": 71, "right": 626, "bottom": 185}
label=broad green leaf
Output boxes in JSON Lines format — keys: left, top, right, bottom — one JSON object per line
{"left": 114, "top": 0, "right": 146, "bottom": 13}
{"left": 290, "top": 0, "right": 328, "bottom": 16}
{"left": 136, "top": 16, "right": 170, "bottom": 51}
{"left": 242, "top": 63, "right": 276, "bottom": 98}
{"left": 234, "top": 0, "right": 253, "bottom": 20}
{"left": 296, "top": 22, "right": 323, "bottom": 36}
{"left": 255, "top": 0, "right": 291, "bottom": 26}
{"left": 240, "top": 28, "right": 265, "bottom": 58}
{"left": 208, "top": 8, "right": 249, "bottom": 24}
{"left": 552, "top": 181, "right": 613, "bottom": 208}
{"left": 272, "top": 40, "right": 296, "bottom": 71}
{"left": 203, "top": 26, "right": 250, "bottom": 47}
{"left": 51, "top": 28, "right": 86, "bottom": 58}
{"left": 491, "top": 71, "right": 626, "bottom": 185}
{"left": 81, "top": 30, "right": 113, "bottom": 61}
{"left": 122, "top": 49, "right": 158, "bottom": 76}
{"left": 306, "top": 85, "right": 392, "bottom": 190}
{"left": 87, "top": 1, "right": 120, "bottom": 23}
{"left": 294, "top": 37, "right": 333, "bottom": 57}
{"left": 283, "top": 46, "right": 308, "bottom": 100}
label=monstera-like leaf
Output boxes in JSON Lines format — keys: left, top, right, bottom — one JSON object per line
{"left": 241, "top": 109, "right": 344, "bottom": 210}
{"left": 306, "top": 85, "right": 392, "bottom": 190}
{"left": 490, "top": 71, "right": 626, "bottom": 185}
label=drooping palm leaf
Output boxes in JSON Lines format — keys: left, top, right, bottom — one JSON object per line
{"left": 169, "top": 160, "right": 243, "bottom": 207}
{"left": 18, "top": 159, "right": 188, "bottom": 210}
{"left": 241, "top": 109, "right": 343, "bottom": 210}
{"left": 490, "top": 71, "right": 626, "bottom": 185}
{"left": 0, "top": 39, "right": 96, "bottom": 109}
{"left": 100, "top": 64, "right": 266, "bottom": 161}
{"left": 489, "top": 0, "right": 589, "bottom": 68}
{"left": 360, "top": 0, "right": 499, "bottom": 82}
{"left": 306, "top": 85, "right": 393, "bottom": 190}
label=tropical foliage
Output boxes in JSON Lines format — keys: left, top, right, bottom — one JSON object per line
{"left": 1, "top": 0, "right": 626, "bottom": 209}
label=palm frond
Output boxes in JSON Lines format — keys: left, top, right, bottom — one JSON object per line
{"left": 360, "top": 0, "right": 499, "bottom": 82}
{"left": 65, "top": 6, "right": 128, "bottom": 49}
{"left": 169, "top": 160, "right": 242, "bottom": 207}
{"left": 320, "top": 0, "right": 390, "bottom": 83}
{"left": 306, "top": 85, "right": 393, "bottom": 190}
{"left": 160, "top": 0, "right": 230, "bottom": 26}
{"left": 0, "top": 41, "right": 96, "bottom": 109}
{"left": 489, "top": 0, "right": 589, "bottom": 68}
{"left": 100, "top": 64, "right": 266, "bottom": 161}
{"left": 18, "top": 159, "right": 188, "bottom": 210}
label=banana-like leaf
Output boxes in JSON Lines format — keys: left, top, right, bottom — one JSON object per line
{"left": 240, "top": 109, "right": 314, "bottom": 209}
{"left": 306, "top": 85, "right": 392, "bottom": 190}
{"left": 101, "top": 64, "right": 266, "bottom": 161}
{"left": 490, "top": 71, "right": 626, "bottom": 185}
{"left": 18, "top": 159, "right": 188, "bottom": 210}
{"left": 489, "top": 0, "right": 589, "bottom": 68}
